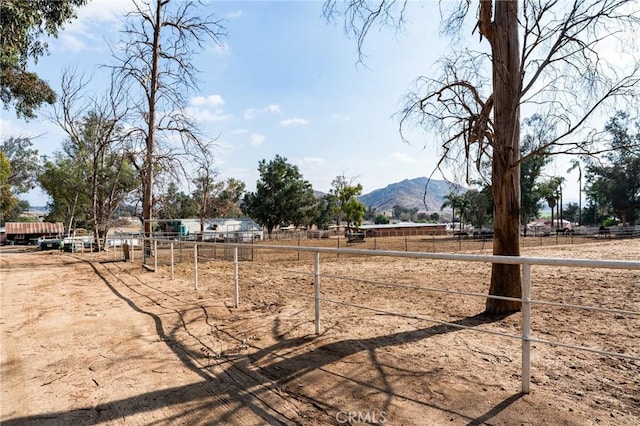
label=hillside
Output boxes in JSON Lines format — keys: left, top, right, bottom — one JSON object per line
{"left": 358, "top": 177, "right": 466, "bottom": 214}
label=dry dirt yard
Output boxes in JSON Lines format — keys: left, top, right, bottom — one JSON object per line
{"left": 1, "top": 239, "right": 639, "bottom": 425}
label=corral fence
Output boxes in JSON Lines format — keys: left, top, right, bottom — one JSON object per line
{"left": 101, "top": 224, "right": 639, "bottom": 260}
{"left": 124, "top": 236, "right": 640, "bottom": 395}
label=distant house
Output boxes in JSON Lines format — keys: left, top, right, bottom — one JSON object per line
{"left": 355, "top": 222, "right": 446, "bottom": 238}
{"left": 163, "top": 218, "right": 263, "bottom": 242}
{"left": 4, "top": 222, "right": 64, "bottom": 245}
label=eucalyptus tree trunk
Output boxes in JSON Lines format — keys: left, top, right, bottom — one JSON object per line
{"left": 479, "top": 0, "right": 522, "bottom": 314}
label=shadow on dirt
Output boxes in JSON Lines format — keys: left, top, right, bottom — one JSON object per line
{"left": 2, "top": 259, "right": 519, "bottom": 425}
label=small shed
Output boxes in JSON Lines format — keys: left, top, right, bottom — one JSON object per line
{"left": 5, "top": 222, "right": 64, "bottom": 245}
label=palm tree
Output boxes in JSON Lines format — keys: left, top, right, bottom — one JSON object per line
{"left": 441, "top": 191, "right": 460, "bottom": 229}
{"left": 567, "top": 160, "right": 582, "bottom": 225}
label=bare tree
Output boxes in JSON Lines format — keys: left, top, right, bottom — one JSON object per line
{"left": 49, "top": 68, "right": 137, "bottom": 250}
{"left": 111, "top": 0, "right": 225, "bottom": 252}
{"left": 325, "top": 0, "right": 640, "bottom": 314}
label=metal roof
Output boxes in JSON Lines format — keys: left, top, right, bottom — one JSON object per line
{"left": 358, "top": 222, "right": 446, "bottom": 230}
{"left": 5, "top": 222, "right": 64, "bottom": 235}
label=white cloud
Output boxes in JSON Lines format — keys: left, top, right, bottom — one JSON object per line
{"left": 231, "top": 129, "right": 249, "bottom": 135}
{"left": 212, "top": 41, "right": 230, "bottom": 56}
{"left": 390, "top": 152, "right": 416, "bottom": 164}
{"left": 51, "top": 0, "right": 131, "bottom": 52}
{"left": 184, "top": 107, "right": 231, "bottom": 123}
{"left": 225, "top": 11, "right": 243, "bottom": 19}
{"left": 244, "top": 104, "right": 281, "bottom": 120}
{"left": 250, "top": 134, "right": 266, "bottom": 147}
{"left": 297, "top": 157, "right": 325, "bottom": 166}
{"left": 280, "top": 117, "right": 309, "bottom": 127}
{"left": 330, "top": 113, "right": 351, "bottom": 122}
{"left": 58, "top": 34, "right": 88, "bottom": 52}
{"left": 190, "top": 94, "right": 225, "bottom": 107}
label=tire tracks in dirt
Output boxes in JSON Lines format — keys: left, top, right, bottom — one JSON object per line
{"left": 90, "top": 258, "right": 310, "bottom": 425}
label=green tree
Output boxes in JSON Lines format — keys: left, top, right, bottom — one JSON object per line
{"left": 343, "top": 197, "right": 366, "bottom": 227}
{"left": 39, "top": 153, "right": 90, "bottom": 232}
{"left": 585, "top": 113, "right": 640, "bottom": 225}
{"left": 0, "top": 137, "right": 39, "bottom": 223}
{"left": 157, "top": 182, "right": 197, "bottom": 220}
{"left": 440, "top": 192, "right": 461, "bottom": 225}
{"left": 242, "top": 155, "right": 315, "bottom": 237}
{"left": 309, "top": 195, "right": 334, "bottom": 230}
{"left": 374, "top": 214, "right": 390, "bottom": 225}
{"left": 41, "top": 112, "right": 138, "bottom": 248}
{"left": 537, "top": 177, "right": 563, "bottom": 229}
{"left": 465, "top": 187, "right": 492, "bottom": 229}
{"left": 520, "top": 115, "right": 553, "bottom": 232}
{"left": 563, "top": 202, "right": 580, "bottom": 224}
{"left": 329, "top": 174, "right": 363, "bottom": 226}
{"left": 1, "top": 0, "right": 87, "bottom": 118}
{"left": 0, "top": 151, "right": 18, "bottom": 224}
{"left": 0, "top": 137, "right": 39, "bottom": 194}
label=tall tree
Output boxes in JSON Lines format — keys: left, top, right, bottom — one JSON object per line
{"left": 242, "top": 155, "right": 315, "bottom": 237}
{"left": 585, "top": 112, "right": 640, "bottom": 225}
{"left": 465, "top": 186, "right": 492, "bottom": 229}
{"left": 343, "top": 197, "right": 366, "bottom": 227}
{"left": 0, "top": 137, "right": 39, "bottom": 194}
{"left": 112, "top": 0, "right": 225, "bottom": 252}
{"left": 520, "top": 116, "right": 553, "bottom": 232}
{"left": 0, "top": 151, "right": 18, "bottom": 224}
{"left": 48, "top": 70, "right": 138, "bottom": 249}
{"left": 0, "top": 0, "right": 87, "bottom": 118}
{"left": 157, "top": 182, "right": 197, "bottom": 220}
{"left": 329, "top": 174, "right": 363, "bottom": 226}
{"left": 38, "top": 153, "right": 90, "bottom": 234}
{"left": 0, "top": 137, "right": 39, "bottom": 223}
{"left": 326, "top": 0, "right": 640, "bottom": 314}
{"left": 567, "top": 160, "right": 583, "bottom": 225}
{"left": 440, "top": 191, "right": 461, "bottom": 225}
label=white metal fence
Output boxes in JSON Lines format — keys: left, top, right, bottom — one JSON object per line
{"left": 132, "top": 237, "right": 639, "bottom": 395}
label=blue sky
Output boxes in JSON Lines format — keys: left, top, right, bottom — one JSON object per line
{"left": 2, "top": 0, "right": 584, "bottom": 206}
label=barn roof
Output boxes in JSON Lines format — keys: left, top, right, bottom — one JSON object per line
{"left": 358, "top": 222, "right": 446, "bottom": 230}
{"left": 5, "top": 222, "right": 64, "bottom": 235}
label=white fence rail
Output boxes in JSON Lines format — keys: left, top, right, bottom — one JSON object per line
{"left": 137, "top": 237, "right": 639, "bottom": 395}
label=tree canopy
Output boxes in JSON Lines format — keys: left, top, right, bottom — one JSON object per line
{"left": 585, "top": 112, "right": 640, "bottom": 225}
{"left": 1, "top": 0, "right": 87, "bottom": 118}
{"left": 242, "top": 155, "right": 315, "bottom": 236}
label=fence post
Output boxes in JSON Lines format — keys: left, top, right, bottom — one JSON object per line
{"left": 521, "top": 262, "right": 532, "bottom": 394}
{"left": 170, "top": 241, "right": 175, "bottom": 280}
{"left": 314, "top": 251, "right": 321, "bottom": 335}
{"left": 194, "top": 244, "right": 199, "bottom": 290}
{"left": 234, "top": 247, "right": 239, "bottom": 308}
{"left": 154, "top": 239, "right": 158, "bottom": 272}
{"left": 130, "top": 239, "right": 135, "bottom": 262}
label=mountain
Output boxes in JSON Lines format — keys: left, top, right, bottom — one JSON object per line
{"left": 358, "top": 177, "right": 466, "bottom": 214}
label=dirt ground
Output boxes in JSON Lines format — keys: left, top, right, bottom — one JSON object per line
{"left": 1, "top": 238, "right": 639, "bottom": 425}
